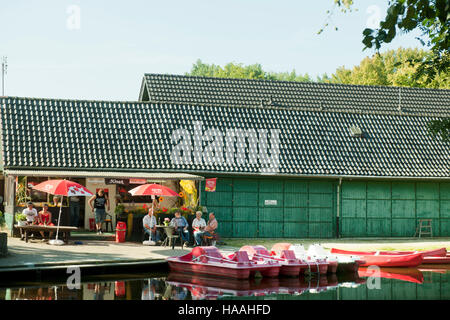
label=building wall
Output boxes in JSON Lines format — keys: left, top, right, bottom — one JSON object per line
{"left": 201, "top": 177, "right": 449, "bottom": 238}
{"left": 340, "top": 181, "right": 450, "bottom": 237}
{"left": 200, "top": 177, "right": 337, "bottom": 238}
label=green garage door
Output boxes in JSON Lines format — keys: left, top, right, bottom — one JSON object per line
{"left": 340, "top": 181, "right": 449, "bottom": 237}
{"left": 201, "top": 177, "right": 336, "bottom": 238}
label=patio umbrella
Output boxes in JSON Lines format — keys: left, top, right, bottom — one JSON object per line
{"left": 32, "top": 179, "right": 94, "bottom": 245}
{"left": 128, "top": 183, "right": 180, "bottom": 197}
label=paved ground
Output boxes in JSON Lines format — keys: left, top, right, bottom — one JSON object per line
{"left": 1, "top": 232, "right": 449, "bottom": 273}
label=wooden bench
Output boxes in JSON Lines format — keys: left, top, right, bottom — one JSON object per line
{"left": 15, "top": 225, "right": 78, "bottom": 243}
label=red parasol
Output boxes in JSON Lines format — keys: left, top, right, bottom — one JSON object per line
{"left": 32, "top": 179, "right": 94, "bottom": 197}
{"left": 32, "top": 179, "right": 94, "bottom": 245}
{"left": 128, "top": 183, "right": 179, "bottom": 197}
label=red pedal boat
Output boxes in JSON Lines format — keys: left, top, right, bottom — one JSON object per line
{"left": 166, "top": 246, "right": 278, "bottom": 279}
{"left": 330, "top": 248, "right": 424, "bottom": 267}
{"left": 239, "top": 245, "right": 306, "bottom": 277}
{"left": 271, "top": 243, "right": 331, "bottom": 275}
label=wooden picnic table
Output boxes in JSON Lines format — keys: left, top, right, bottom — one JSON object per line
{"left": 15, "top": 225, "right": 78, "bottom": 243}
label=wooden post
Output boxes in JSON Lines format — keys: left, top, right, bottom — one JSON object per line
{"left": 4, "top": 175, "right": 16, "bottom": 236}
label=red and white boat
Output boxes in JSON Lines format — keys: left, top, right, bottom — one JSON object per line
{"left": 271, "top": 243, "right": 339, "bottom": 275}
{"left": 331, "top": 248, "right": 450, "bottom": 265}
{"left": 331, "top": 247, "right": 446, "bottom": 257}
{"left": 239, "top": 245, "right": 307, "bottom": 277}
{"left": 330, "top": 248, "right": 424, "bottom": 267}
{"left": 166, "top": 246, "right": 279, "bottom": 279}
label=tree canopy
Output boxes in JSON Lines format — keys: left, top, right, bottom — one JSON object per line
{"left": 327, "top": 48, "right": 450, "bottom": 88}
{"left": 186, "top": 59, "right": 313, "bottom": 82}
{"left": 332, "top": 0, "right": 449, "bottom": 141}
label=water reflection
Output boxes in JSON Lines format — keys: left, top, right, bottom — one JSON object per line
{"left": 0, "top": 267, "right": 449, "bottom": 300}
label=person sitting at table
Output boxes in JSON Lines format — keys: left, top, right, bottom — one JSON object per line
{"left": 195, "top": 212, "right": 218, "bottom": 246}
{"left": 20, "top": 201, "right": 38, "bottom": 240}
{"left": 38, "top": 203, "right": 54, "bottom": 241}
{"left": 192, "top": 211, "right": 206, "bottom": 246}
{"left": 143, "top": 204, "right": 161, "bottom": 243}
{"left": 170, "top": 210, "right": 190, "bottom": 246}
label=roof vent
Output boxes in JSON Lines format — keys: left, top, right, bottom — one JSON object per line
{"left": 350, "top": 125, "right": 363, "bottom": 137}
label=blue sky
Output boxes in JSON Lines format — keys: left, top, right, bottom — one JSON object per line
{"left": 1, "top": 0, "right": 425, "bottom": 101}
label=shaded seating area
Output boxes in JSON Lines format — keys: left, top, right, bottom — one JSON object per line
{"left": 15, "top": 225, "right": 78, "bottom": 243}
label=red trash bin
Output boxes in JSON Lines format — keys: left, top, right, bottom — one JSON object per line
{"left": 115, "top": 281, "right": 125, "bottom": 297}
{"left": 89, "top": 218, "right": 96, "bottom": 231}
{"left": 116, "top": 222, "right": 127, "bottom": 243}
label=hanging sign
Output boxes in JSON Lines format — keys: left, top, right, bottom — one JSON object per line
{"left": 205, "top": 178, "right": 217, "bottom": 192}
{"left": 129, "top": 178, "right": 147, "bottom": 185}
{"left": 105, "top": 178, "right": 129, "bottom": 185}
{"left": 87, "top": 178, "right": 105, "bottom": 184}
{"left": 264, "top": 200, "right": 278, "bottom": 206}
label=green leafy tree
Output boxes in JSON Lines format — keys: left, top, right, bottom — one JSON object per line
{"left": 186, "top": 59, "right": 314, "bottom": 82}
{"left": 330, "top": 0, "right": 450, "bottom": 141}
{"left": 327, "top": 48, "right": 450, "bottom": 88}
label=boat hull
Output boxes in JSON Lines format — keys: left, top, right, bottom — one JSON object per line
{"left": 331, "top": 247, "right": 447, "bottom": 257}
{"left": 336, "top": 261, "right": 360, "bottom": 274}
{"left": 348, "top": 253, "right": 423, "bottom": 267}
{"left": 167, "top": 260, "right": 251, "bottom": 279}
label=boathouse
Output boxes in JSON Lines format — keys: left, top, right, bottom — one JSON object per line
{"left": 1, "top": 73, "right": 449, "bottom": 238}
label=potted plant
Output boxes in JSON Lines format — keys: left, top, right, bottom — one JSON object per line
{"left": 0, "top": 211, "right": 6, "bottom": 231}
{"left": 15, "top": 212, "right": 27, "bottom": 226}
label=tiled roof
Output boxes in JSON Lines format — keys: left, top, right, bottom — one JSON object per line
{"left": 1, "top": 96, "right": 449, "bottom": 178}
{"left": 140, "top": 73, "right": 450, "bottom": 117}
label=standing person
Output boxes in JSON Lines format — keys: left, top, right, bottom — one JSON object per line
{"left": 69, "top": 196, "right": 80, "bottom": 227}
{"left": 170, "top": 211, "right": 190, "bottom": 246}
{"left": 143, "top": 203, "right": 160, "bottom": 243}
{"left": 88, "top": 189, "right": 110, "bottom": 235}
{"left": 192, "top": 211, "right": 206, "bottom": 246}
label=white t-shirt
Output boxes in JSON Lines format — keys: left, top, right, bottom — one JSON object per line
{"left": 192, "top": 218, "right": 206, "bottom": 231}
{"left": 22, "top": 208, "right": 38, "bottom": 223}
{"left": 143, "top": 215, "right": 157, "bottom": 229}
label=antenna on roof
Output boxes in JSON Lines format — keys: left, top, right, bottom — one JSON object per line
{"left": 1, "top": 56, "right": 7, "bottom": 96}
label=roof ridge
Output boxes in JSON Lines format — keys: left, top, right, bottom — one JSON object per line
{"left": 144, "top": 73, "right": 450, "bottom": 93}
{"left": 1, "top": 96, "right": 447, "bottom": 118}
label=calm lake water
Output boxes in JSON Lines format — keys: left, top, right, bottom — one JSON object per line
{"left": 0, "top": 267, "right": 449, "bottom": 300}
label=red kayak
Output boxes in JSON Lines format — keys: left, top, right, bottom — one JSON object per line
{"left": 331, "top": 248, "right": 424, "bottom": 267}
{"left": 331, "top": 247, "right": 447, "bottom": 257}
{"left": 239, "top": 245, "right": 300, "bottom": 277}
{"left": 166, "top": 246, "right": 279, "bottom": 279}
{"left": 421, "top": 256, "right": 450, "bottom": 264}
